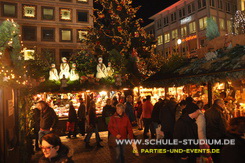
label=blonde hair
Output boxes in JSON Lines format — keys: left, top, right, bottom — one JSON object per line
{"left": 116, "top": 103, "right": 125, "bottom": 110}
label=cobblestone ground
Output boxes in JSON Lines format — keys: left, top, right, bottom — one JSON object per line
{"left": 31, "top": 129, "right": 175, "bottom": 163}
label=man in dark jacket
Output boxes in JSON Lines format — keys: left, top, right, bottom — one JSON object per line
{"left": 36, "top": 101, "right": 58, "bottom": 143}
{"left": 151, "top": 98, "right": 163, "bottom": 138}
{"left": 67, "top": 102, "right": 77, "bottom": 138}
{"left": 205, "top": 99, "right": 227, "bottom": 163}
{"left": 159, "top": 98, "right": 177, "bottom": 141}
{"left": 78, "top": 98, "right": 86, "bottom": 136}
{"left": 173, "top": 103, "right": 201, "bottom": 162}
{"left": 125, "top": 95, "right": 136, "bottom": 125}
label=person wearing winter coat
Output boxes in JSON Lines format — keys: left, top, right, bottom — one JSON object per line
{"left": 67, "top": 102, "right": 77, "bottom": 138}
{"left": 175, "top": 100, "right": 187, "bottom": 121}
{"left": 77, "top": 98, "right": 86, "bottom": 136}
{"left": 221, "top": 117, "right": 245, "bottom": 163}
{"left": 39, "top": 133, "right": 73, "bottom": 163}
{"left": 173, "top": 103, "right": 201, "bottom": 163}
{"left": 108, "top": 103, "right": 134, "bottom": 163}
{"left": 84, "top": 101, "right": 103, "bottom": 148}
{"left": 151, "top": 98, "right": 163, "bottom": 138}
{"left": 124, "top": 95, "right": 136, "bottom": 124}
{"left": 196, "top": 100, "right": 206, "bottom": 140}
{"left": 205, "top": 99, "right": 227, "bottom": 163}
{"left": 36, "top": 101, "right": 58, "bottom": 143}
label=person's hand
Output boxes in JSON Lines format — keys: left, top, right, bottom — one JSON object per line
{"left": 116, "top": 134, "right": 121, "bottom": 139}
{"left": 181, "top": 156, "right": 188, "bottom": 160}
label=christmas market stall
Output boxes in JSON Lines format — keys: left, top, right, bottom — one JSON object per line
{"left": 143, "top": 44, "right": 245, "bottom": 118}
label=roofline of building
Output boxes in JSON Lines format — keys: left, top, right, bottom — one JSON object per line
{"left": 149, "top": 0, "right": 185, "bottom": 19}
{"left": 143, "top": 22, "right": 154, "bottom": 29}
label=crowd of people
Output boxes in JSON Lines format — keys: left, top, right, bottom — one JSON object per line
{"left": 32, "top": 94, "right": 245, "bottom": 163}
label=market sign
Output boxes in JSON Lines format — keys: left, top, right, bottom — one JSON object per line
{"left": 180, "top": 16, "right": 192, "bottom": 25}
{"left": 182, "top": 35, "right": 197, "bottom": 42}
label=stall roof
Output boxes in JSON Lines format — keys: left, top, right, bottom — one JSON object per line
{"left": 143, "top": 45, "right": 245, "bottom": 87}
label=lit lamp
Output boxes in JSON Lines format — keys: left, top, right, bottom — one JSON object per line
{"left": 177, "top": 39, "right": 182, "bottom": 55}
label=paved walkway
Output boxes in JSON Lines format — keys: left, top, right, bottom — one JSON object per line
{"left": 31, "top": 129, "right": 175, "bottom": 163}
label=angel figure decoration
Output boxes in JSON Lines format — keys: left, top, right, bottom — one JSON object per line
{"left": 49, "top": 64, "right": 59, "bottom": 81}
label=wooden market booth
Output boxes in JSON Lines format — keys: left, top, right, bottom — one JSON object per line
{"left": 142, "top": 45, "right": 245, "bottom": 117}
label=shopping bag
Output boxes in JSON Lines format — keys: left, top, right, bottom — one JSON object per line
{"left": 132, "top": 142, "right": 139, "bottom": 156}
{"left": 156, "top": 124, "right": 164, "bottom": 139}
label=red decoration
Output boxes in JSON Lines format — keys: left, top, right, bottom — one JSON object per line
{"left": 117, "top": 26, "right": 123, "bottom": 32}
{"left": 134, "top": 32, "right": 139, "bottom": 37}
{"left": 98, "top": 13, "right": 105, "bottom": 19}
{"left": 117, "top": 5, "right": 122, "bottom": 11}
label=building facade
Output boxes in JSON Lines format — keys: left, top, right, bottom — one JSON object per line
{"left": 149, "top": 0, "right": 238, "bottom": 58}
{"left": 0, "top": 0, "right": 93, "bottom": 64}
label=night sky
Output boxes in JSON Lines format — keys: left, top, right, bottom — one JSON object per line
{"left": 132, "top": 0, "right": 179, "bottom": 26}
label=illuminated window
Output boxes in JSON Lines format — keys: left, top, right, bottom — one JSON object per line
{"left": 211, "top": 16, "right": 217, "bottom": 23}
{"left": 23, "top": 5, "right": 36, "bottom": 18}
{"left": 42, "top": 7, "right": 54, "bottom": 20}
{"left": 22, "top": 26, "right": 37, "bottom": 41}
{"left": 189, "top": 21, "right": 196, "bottom": 33}
{"left": 24, "top": 49, "right": 35, "bottom": 60}
{"left": 42, "top": 28, "right": 55, "bottom": 42}
{"left": 2, "top": 3, "right": 17, "bottom": 17}
{"left": 60, "top": 29, "right": 72, "bottom": 42}
{"left": 77, "top": 11, "right": 88, "bottom": 22}
{"left": 164, "top": 33, "right": 170, "bottom": 43}
{"left": 227, "top": 20, "right": 232, "bottom": 33}
{"left": 157, "top": 35, "right": 163, "bottom": 45}
{"left": 77, "top": 30, "right": 88, "bottom": 41}
{"left": 199, "top": 17, "right": 207, "bottom": 30}
{"left": 171, "top": 29, "right": 178, "bottom": 39}
{"left": 181, "top": 26, "right": 187, "bottom": 37}
{"left": 219, "top": 18, "right": 225, "bottom": 30}
{"left": 77, "top": 0, "right": 88, "bottom": 3}
{"left": 60, "top": 8, "right": 72, "bottom": 21}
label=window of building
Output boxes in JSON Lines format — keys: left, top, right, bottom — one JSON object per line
{"left": 42, "top": 28, "right": 55, "bottom": 42}
{"left": 60, "top": 49, "right": 73, "bottom": 60}
{"left": 24, "top": 49, "right": 35, "bottom": 60}
{"left": 23, "top": 5, "right": 36, "bottom": 19}
{"left": 77, "top": 11, "right": 88, "bottom": 22}
{"left": 60, "top": 8, "right": 72, "bottom": 21}
{"left": 77, "top": 0, "right": 88, "bottom": 3}
{"left": 77, "top": 30, "right": 88, "bottom": 41}
{"left": 22, "top": 26, "right": 37, "bottom": 41}
{"left": 198, "top": 0, "right": 206, "bottom": 9}
{"left": 219, "top": 18, "right": 225, "bottom": 30}
{"left": 171, "top": 29, "right": 178, "bottom": 39}
{"left": 210, "top": 0, "right": 215, "bottom": 7}
{"left": 226, "top": 2, "right": 231, "bottom": 13}
{"left": 42, "top": 7, "right": 54, "bottom": 20}
{"left": 157, "top": 19, "right": 162, "bottom": 29}
{"left": 60, "top": 29, "right": 72, "bottom": 42}
{"left": 157, "top": 35, "right": 163, "bottom": 45}
{"left": 189, "top": 21, "right": 196, "bottom": 34}
{"left": 188, "top": 5, "right": 192, "bottom": 14}
{"left": 211, "top": 16, "right": 217, "bottom": 23}
{"left": 181, "top": 26, "right": 187, "bottom": 37}
{"left": 41, "top": 49, "right": 56, "bottom": 63}
{"left": 164, "top": 33, "right": 170, "bottom": 43}
{"left": 188, "top": 3, "right": 195, "bottom": 14}
{"left": 182, "top": 8, "right": 186, "bottom": 17}
{"left": 179, "top": 9, "right": 182, "bottom": 18}
{"left": 218, "top": 0, "right": 223, "bottom": 9}
{"left": 163, "top": 16, "right": 169, "bottom": 26}
{"left": 171, "top": 12, "right": 176, "bottom": 22}
{"left": 192, "top": 3, "right": 195, "bottom": 12}
{"left": 60, "top": 0, "right": 72, "bottom": 2}
{"left": 227, "top": 20, "right": 232, "bottom": 33}
{"left": 199, "top": 17, "right": 207, "bottom": 30}
{"left": 2, "top": 3, "right": 17, "bottom": 17}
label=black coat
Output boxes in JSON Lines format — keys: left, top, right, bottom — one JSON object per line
{"left": 40, "top": 106, "right": 58, "bottom": 130}
{"left": 151, "top": 101, "right": 163, "bottom": 123}
{"left": 68, "top": 105, "right": 77, "bottom": 122}
{"left": 89, "top": 109, "right": 98, "bottom": 127}
{"left": 221, "top": 133, "right": 245, "bottom": 163}
{"left": 205, "top": 104, "right": 227, "bottom": 139}
{"left": 102, "top": 105, "right": 116, "bottom": 118}
{"left": 173, "top": 114, "right": 199, "bottom": 158}
{"left": 159, "top": 101, "right": 177, "bottom": 134}
{"left": 78, "top": 103, "right": 86, "bottom": 120}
